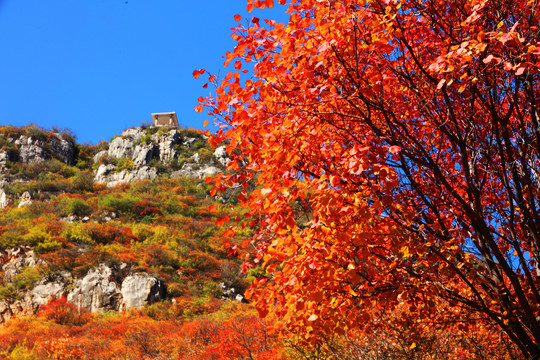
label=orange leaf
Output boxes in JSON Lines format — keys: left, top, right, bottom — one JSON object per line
{"left": 209, "top": 204, "right": 216, "bottom": 213}
{"left": 234, "top": 14, "right": 242, "bottom": 21}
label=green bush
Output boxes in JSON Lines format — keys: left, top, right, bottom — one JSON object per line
{"left": 71, "top": 170, "right": 94, "bottom": 192}
{"left": 58, "top": 197, "right": 90, "bottom": 216}
{"left": 62, "top": 223, "right": 93, "bottom": 244}
{"left": 14, "top": 266, "right": 42, "bottom": 290}
{"left": 115, "top": 157, "right": 134, "bottom": 172}
{"left": 0, "top": 284, "right": 16, "bottom": 300}
{"left": 0, "top": 229, "right": 24, "bottom": 250}
{"left": 99, "top": 195, "right": 138, "bottom": 215}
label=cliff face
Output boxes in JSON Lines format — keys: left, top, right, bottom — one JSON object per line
{"left": 0, "top": 125, "right": 245, "bottom": 324}
{"left": 93, "top": 127, "right": 228, "bottom": 186}
{"left": 0, "top": 125, "right": 230, "bottom": 193}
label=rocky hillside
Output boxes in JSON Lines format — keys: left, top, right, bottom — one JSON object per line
{"left": 0, "top": 124, "right": 250, "bottom": 325}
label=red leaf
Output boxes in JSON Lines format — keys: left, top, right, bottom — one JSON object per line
{"left": 192, "top": 69, "right": 203, "bottom": 79}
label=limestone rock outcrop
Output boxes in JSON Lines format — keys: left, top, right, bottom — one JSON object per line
{"left": 0, "top": 247, "right": 168, "bottom": 323}
{"left": 2, "top": 246, "right": 44, "bottom": 283}
{"left": 11, "top": 133, "right": 75, "bottom": 165}
{"left": 94, "top": 127, "right": 227, "bottom": 186}
{"left": 214, "top": 146, "right": 230, "bottom": 167}
{"left": 94, "top": 165, "right": 158, "bottom": 188}
{"left": 120, "top": 273, "right": 165, "bottom": 310}
{"left": 0, "top": 189, "right": 10, "bottom": 209}
{"left": 67, "top": 265, "right": 122, "bottom": 312}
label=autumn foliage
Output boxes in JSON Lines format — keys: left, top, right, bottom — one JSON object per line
{"left": 199, "top": 0, "right": 540, "bottom": 358}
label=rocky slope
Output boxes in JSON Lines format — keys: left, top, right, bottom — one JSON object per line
{"left": 0, "top": 124, "right": 245, "bottom": 324}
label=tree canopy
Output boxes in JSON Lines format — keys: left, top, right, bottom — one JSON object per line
{"left": 199, "top": 0, "right": 540, "bottom": 358}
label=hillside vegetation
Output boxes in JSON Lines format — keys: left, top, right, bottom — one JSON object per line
{"left": 0, "top": 125, "right": 521, "bottom": 359}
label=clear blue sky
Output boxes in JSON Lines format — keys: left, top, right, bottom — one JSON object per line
{"left": 0, "top": 0, "right": 288, "bottom": 144}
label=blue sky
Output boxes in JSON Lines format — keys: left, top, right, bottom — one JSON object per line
{"left": 0, "top": 0, "right": 288, "bottom": 144}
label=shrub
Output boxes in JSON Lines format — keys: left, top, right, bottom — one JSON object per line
{"left": 58, "top": 197, "right": 90, "bottom": 217}
{"left": 23, "top": 124, "right": 48, "bottom": 142}
{"left": 89, "top": 223, "right": 138, "bottom": 244}
{"left": 0, "top": 285, "right": 16, "bottom": 301}
{"left": 63, "top": 223, "right": 93, "bottom": 244}
{"left": 99, "top": 195, "right": 138, "bottom": 215}
{"left": 133, "top": 199, "right": 161, "bottom": 219}
{"left": 71, "top": 170, "right": 94, "bottom": 192}
{"left": 14, "top": 266, "right": 42, "bottom": 290}
{"left": 115, "top": 157, "right": 134, "bottom": 172}
{"left": 37, "top": 297, "right": 91, "bottom": 326}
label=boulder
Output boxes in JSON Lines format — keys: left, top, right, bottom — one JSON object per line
{"left": 120, "top": 273, "right": 165, "bottom": 310}
{"left": 18, "top": 138, "right": 46, "bottom": 164}
{"left": 31, "top": 281, "right": 65, "bottom": 307}
{"left": 214, "top": 146, "right": 230, "bottom": 167}
{"left": 18, "top": 191, "right": 32, "bottom": 208}
{"left": 94, "top": 164, "right": 116, "bottom": 183}
{"left": 0, "top": 301, "right": 12, "bottom": 322}
{"left": 108, "top": 128, "right": 144, "bottom": 159}
{"left": 49, "top": 134, "right": 76, "bottom": 165}
{"left": 0, "top": 150, "right": 8, "bottom": 169}
{"left": 0, "top": 189, "right": 10, "bottom": 209}
{"left": 67, "top": 265, "right": 121, "bottom": 312}
{"left": 93, "top": 150, "right": 108, "bottom": 163}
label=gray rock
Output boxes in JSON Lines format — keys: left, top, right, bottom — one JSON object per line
{"left": 101, "top": 166, "right": 158, "bottom": 188}
{"left": 190, "top": 153, "right": 200, "bottom": 164}
{"left": 108, "top": 128, "right": 145, "bottom": 159}
{"left": 109, "top": 136, "right": 135, "bottom": 159}
{"left": 93, "top": 150, "right": 108, "bottom": 163}
{"left": 17, "top": 191, "right": 32, "bottom": 208}
{"left": 154, "top": 129, "right": 180, "bottom": 161}
{"left": 0, "top": 189, "right": 10, "bottom": 209}
{"left": 67, "top": 265, "right": 121, "bottom": 312}
{"left": 49, "top": 134, "right": 75, "bottom": 165}
{"left": 31, "top": 282, "right": 65, "bottom": 307}
{"left": 94, "top": 164, "right": 116, "bottom": 183}
{"left": 0, "top": 301, "right": 12, "bottom": 322}
{"left": 171, "top": 165, "right": 221, "bottom": 180}
{"left": 214, "top": 146, "right": 230, "bottom": 167}
{"left": 132, "top": 143, "right": 157, "bottom": 166}
{"left": 0, "top": 150, "right": 8, "bottom": 168}
{"left": 120, "top": 273, "right": 165, "bottom": 310}
{"left": 19, "top": 140, "right": 45, "bottom": 164}
{"left": 2, "top": 246, "right": 43, "bottom": 282}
